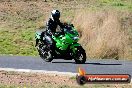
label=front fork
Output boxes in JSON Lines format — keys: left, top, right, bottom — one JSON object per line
{"left": 70, "top": 43, "right": 81, "bottom": 56}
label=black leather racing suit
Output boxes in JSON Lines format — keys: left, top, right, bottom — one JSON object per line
{"left": 41, "top": 18, "right": 64, "bottom": 50}
{"left": 46, "top": 18, "right": 64, "bottom": 35}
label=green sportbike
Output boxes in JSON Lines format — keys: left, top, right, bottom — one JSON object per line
{"left": 35, "top": 24, "right": 86, "bottom": 64}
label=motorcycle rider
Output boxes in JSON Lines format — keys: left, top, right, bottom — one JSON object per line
{"left": 35, "top": 10, "right": 64, "bottom": 50}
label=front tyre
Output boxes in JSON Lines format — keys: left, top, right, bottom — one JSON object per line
{"left": 38, "top": 45, "right": 53, "bottom": 62}
{"left": 74, "top": 46, "right": 86, "bottom": 64}
{"left": 40, "top": 50, "right": 53, "bottom": 62}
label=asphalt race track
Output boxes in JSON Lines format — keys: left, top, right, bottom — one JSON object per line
{"left": 0, "top": 56, "right": 132, "bottom": 76}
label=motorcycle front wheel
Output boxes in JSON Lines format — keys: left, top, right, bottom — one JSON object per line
{"left": 74, "top": 46, "right": 86, "bottom": 64}
{"left": 38, "top": 44, "right": 53, "bottom": 62}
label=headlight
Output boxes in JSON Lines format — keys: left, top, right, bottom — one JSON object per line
{"left": 73, "top": 37, "right": 79, "bottom": 40}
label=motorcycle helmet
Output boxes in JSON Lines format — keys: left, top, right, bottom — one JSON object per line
{"left": 51, "top": 10, "right": 60, "bottom": 20}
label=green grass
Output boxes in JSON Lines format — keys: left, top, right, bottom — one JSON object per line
{"left": 99, "top": 0, "right": 132, "bottom": 10}
{"left": 0, "top": 85, "right": 16, "bottom": 88}
{"left": 85, "top": 0, "right": 132, "bottom": 11}
{"left": 0, "top": 24, "right": 38, "bottom": 56}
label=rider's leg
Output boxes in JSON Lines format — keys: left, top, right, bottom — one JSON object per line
{"left": 45, "top": 35, "right": 54, "bottom": 50}
{"left": 35, "top": 39, "right": 39, "bottom": 47}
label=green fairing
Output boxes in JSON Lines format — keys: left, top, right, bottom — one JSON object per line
{"left": 35, "top": 32, "right": 41, "bottom": 39}
{"left": 52, "top": 27, "right": 80, "bottom": 51}
{"left": 35, "top": 26, "right": 86, "bottom": 64}
{"left": 35, "top": 27, "right": 80, "bottom": 51}
{"left": 70, "top": 43, "right": 81, "bottom": 53}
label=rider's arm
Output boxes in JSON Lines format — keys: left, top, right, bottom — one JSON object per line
{"left": 46, "top": 19, "right": 53, "bottom": 35}
{"left": 58, "top": 20, "right": 65, "bottom": 32}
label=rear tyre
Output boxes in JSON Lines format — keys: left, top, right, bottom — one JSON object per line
{"left": 74, "top": 46, "right": 86, "bottom": 64}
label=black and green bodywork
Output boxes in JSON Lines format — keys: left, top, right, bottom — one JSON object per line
{"left": 35, "top": 26, "right": 80, "bottom": 53}
{"left": 35, "top": 25, "right": 86, "bottom": 64}
{"left": 52, "top": 27, "right": 80, "bottom": 53}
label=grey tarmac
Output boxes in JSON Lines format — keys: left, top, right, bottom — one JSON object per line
{"left": 0, "top": 56, "right": 132, "bottom": 76}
